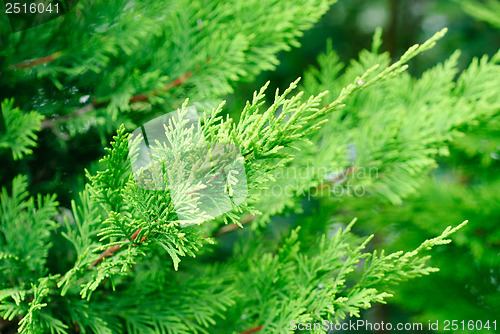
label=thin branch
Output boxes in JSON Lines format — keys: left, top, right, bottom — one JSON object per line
{"left": 213, "top": 214, "right": 256, "bottom": 237}
{"left": 241, "top": 325, "right": 263, "bottom": 334}
{"left": 41, "top": 103, "right": 94, "bottom": 130}
{"left": 41, "top": 71, "right": 193, "bottom": 130}
{"left": 90, "top": 244, "right": 122, "bottom": 267}
{"left": 89, "top": 227, "right": 147, "bottom": 268}
{"left": 8, "top": 51, "right": 65, "bottom": 70}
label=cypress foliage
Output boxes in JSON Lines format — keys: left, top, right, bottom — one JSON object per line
{"left": 0, "top": 1, "right": 498, "bottom": 333}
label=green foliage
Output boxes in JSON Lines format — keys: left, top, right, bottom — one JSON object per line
{"left": 0, "top": 175, "right": 58, "bottom": 285}
{"left": 0, "top": 99, "right": 44, "bottom": 160}
{"left": 17, "top": 276, "right": 67, "bottom": 334}
{"left": 214, "top": 220, "right": 467, "bottom": 333}
{"left": 274, "top": 20, "right": 500, "bottom": 331}
{"left": 297, "top": 30, "right": 500, "bottom": 204}
{"left": 0, "top": 177, "right": 61, "bottom": 334}
{"left": 242, "top": 27, "right": 500, "bottom": 235}
{"left": 0, "top": 0, "right": 339, "bottom": 136}
{"left": 333, "top": 174, "right": 500, "bottom": 333}
{"left": 1, "top": 1, "right": 499, "bottom": 333}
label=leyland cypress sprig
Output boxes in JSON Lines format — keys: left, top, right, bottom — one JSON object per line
{"left": 1, "top": 1, "right": 498, "bottom": 333}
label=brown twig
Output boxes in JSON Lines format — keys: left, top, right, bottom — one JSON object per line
{"left": 90, "top": 245, "right": 122, "bottom": 267}
{"left": 41, "top": 103, "right": 94, "bottom": 130}
{"left": 8, "top": 51, "right": 65, "bottom": 70}
{"left": 316, "top": 166, "right": 354, "bottom": 191}
{"left": 41, "top": 71, "right": 193, "bottom": 130}
{"left": 90, "top": 227, "right": 147, "bottom": 268}
{"left": 241, "top": 325, "right": 263, "bottom": 334}
{"left": 213, "top": 214, "right": 256, "bottom": 237}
